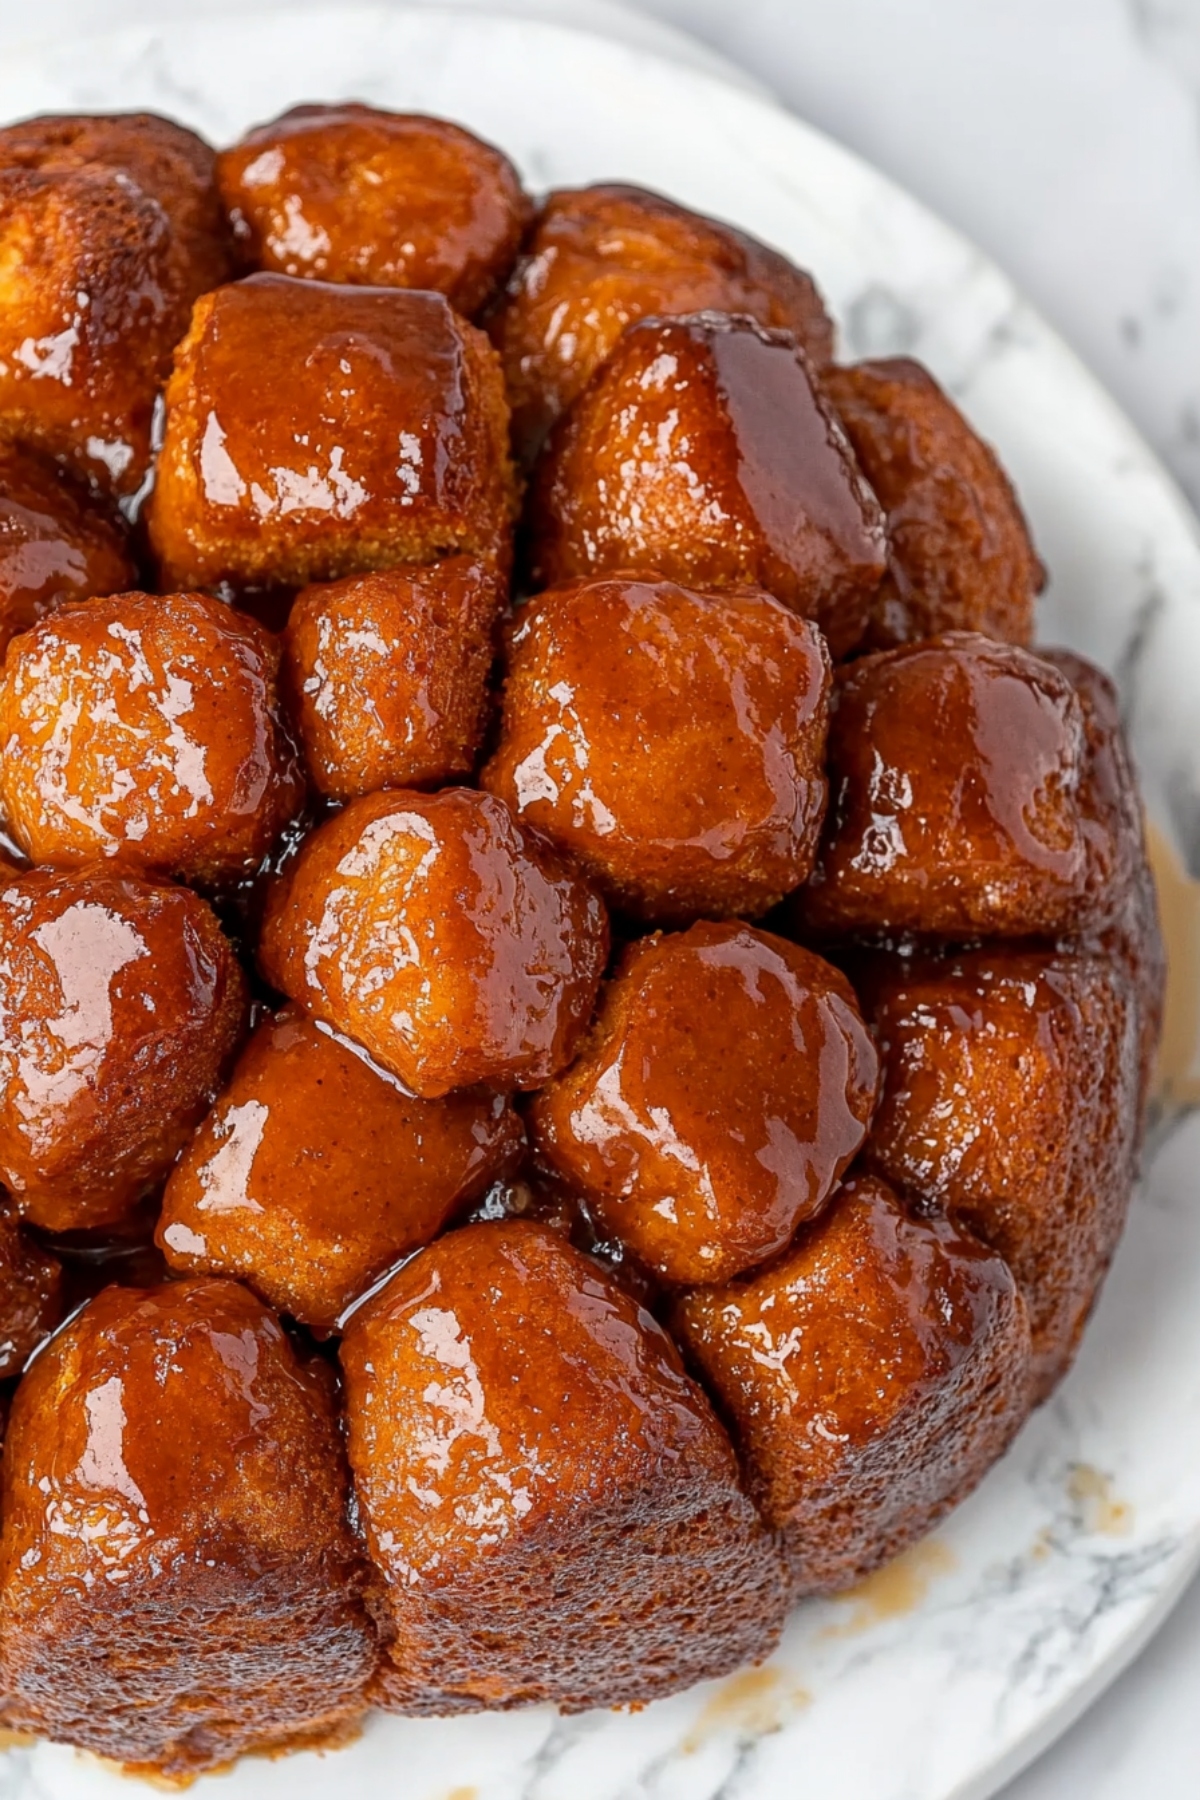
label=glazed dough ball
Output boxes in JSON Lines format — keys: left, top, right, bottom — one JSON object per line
{"left": 259, "top": 786, "right": 608, "bottom": 1098}
{"left": 159, "top": 1006, "right": 523, "bottom": 1332}
{"left": 340, "top": 1219, "right": 788, "bottom": 1711}
{"left": 490, "top": 182, "right": 834, "bottom": 462}
{"left": 860, "top": 945, "right": 1139, "bottom": 1401}
{"left": 799, "top": 632, "right": 1115, "bottom": 939}
{"left": 482, "top": 572, "right": 831, "bottom": 922}
{"left": 0, "top": 448, "right": 136, "bottom": 656}
{"left": 526, "top": 312, "right": 886, "bottom": 658}
{"left": 0, "top": 1277, "right": 377, "bottom": 1777}
{"left": 0, "top": 590, "right": 304, "bottom": 883}
{"left": 0, "top": 1207, "right": 63, "bottom": 1378}
{"left": 530, "top": 920, "right": 879, "bottom": 1284}
{"left": 825, "top": 357, "right": 1044, "bottom": 649}
{"left": 218, "top": 103, "right": 529, "bottom": 317}
{"left": 0, "top": 866, "right": 247, "bottom": 1230}
{"left": 283, "top": 556, "right": 503, "bottom": 802}
{"left": 0, "top": 112, "right": 231, "bottom": 498}
{"left": 672, "top": 1173, "right": 1032, "bottom": 1595}
{"left": 148, "top": 275, "right": 516, "bottom": 596}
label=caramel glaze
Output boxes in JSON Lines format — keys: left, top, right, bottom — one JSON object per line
{"left": 0, "top": 590, "right": 304, "bottom": 885}
{"left": 1040, "top": 647, "right": 1165, "bottom": 1129}
{"left": 259, "top": 787, "right": 609, "bottom": 1099}
{"left": 0, "top": 448, "right": 136, "bottom": 656}
{"left": 283, "top": 556, "right": 505, "bottom": 803}
{"left": 672, "top": 1173, "right": 1033, "bottom": 1597}
{"left": 0, "top": 866, "right": 247, "bottom": 1232}
{"left": 489, "top": 182, "right": 835, "bottom": 463}
{"left": 218, "top": 104, "right": 531, "bottom": 319}
{"left": 147, "top": 275, "right": 517, "bottom": 597}
{"left": 860, "top": 945, "right": 1141, "bottom": 1402}
{"left": 0, "top": 112, "right": 231, "bottom": 500}
{"left": 157, "top": 1006, "right": 524, "bottom": 1333}
{"left": 526, "top": 312, "right": 887, "bottom": 660}
{"left": 799, "top": 632, "right": 1118, "bottom": 940}
{"left": 529, "top": 920, "right": 879, "bottom": 1285}
{"left": 0, "top": 1205, "right": 63, "bottom": 1377}
{"left": 339, "top": 1219, "right": 788, "bottom": 1713}
{"left": 0, "top": 1278, "right": 378, "bottom": 1778}
{"left": 823, "top": 357, "right": 1044, "bottom": 649}
{"left": 482, "top": 571, "right": 832, "bottom": 924}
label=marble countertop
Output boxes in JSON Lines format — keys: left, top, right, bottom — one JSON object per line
{"left": 0, "top": 3, "right": 1197, "bottom": 1796}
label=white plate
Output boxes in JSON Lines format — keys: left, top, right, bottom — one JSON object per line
{"left": 2, "top": 9, "right": 1200, "bottom": 1800}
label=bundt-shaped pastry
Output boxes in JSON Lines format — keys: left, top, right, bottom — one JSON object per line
{"left": 218, "top": 104, "right": 530, "bottom": 317}
{"left": 526, "top": 311, "right": 887, "bottom": 657}
{"left": 0, "top": 112, "right": 230, "bottom": 499}
{"left": 823, "top": 356, "right": 1044, "bottom": 648}
{"left": 0, "top": 866, "right": 247, "bottom": 1230}
{"left": 148, "top": 275, "right": 517, "bottom": 596}
{"left": 259, "top": 786, "right": 609, "bottom": 1097}
{"left": 0, "top": 589, "right": 304, "bottom": 883}
{"left": 482, "top": 571, "right": 832, "bottom": 922}
{"left": 490, "top": 182, "right": 834, "bottom": 461}
{"left": 340, "top": 1219, "right": 789, "bottom": 1712}
{"left": 530, "top": 920, "right": 879, "bottom": 1283}
{"left": 672, "top": 1173, "right": 1033, "bottom": 1595}
{"left": 0, "top": 1278, "right": 378, "bottom": 1776}
{"left": 158, "top": 1006, "right": 523, "bottom": 1331}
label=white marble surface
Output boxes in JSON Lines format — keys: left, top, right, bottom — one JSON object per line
{"left": 1, "top": 5, "right": 1199, "bottom": 1799}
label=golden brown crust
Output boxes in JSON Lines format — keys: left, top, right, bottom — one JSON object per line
{"left": 158, "top": 1006, "right": 523, "bottom": 1331}
{"left": 482, "top": 572, "right": 832, "bottom": 922}
{"left": 0, "top": 113, "right": 231, "bottom": 498}
{"left": 824, "top": 357, "right": 1044, "bottom": 648}
{"left": 529, "top": 920, "right": 879, "bottom": 1284}
{"left": 147, "top": 275, "right": 518, "bottom": 596}
{"left": 799, "top": 633, "right": 1112, "bottom": 939}
{"left": 283, "top": 556, "right": 505, "bottom": 801}
{"left": 0, "top": 448, "right": 136, "bottom": 655}
{"left": 340, "top": 1219, "right": 788, "bottom": 1712}
{"left": 0, "top": 1278, "right": 378, "bottom": 1776}
{"left": 861, "top": 946, "right": 1140, "bottom": 1401}
{"left": 218, "top": 104, "right": 530, "bottom": 317}
{"left": 526, "top": 313, "right": 886, "bottom": 658}
{"left": 0, "top": 866, "right": 247, "bottom": 1231}
{"left": 672, "top": 1173, "right": 1033, "bottom": 1595}
{"left": 258, "top": 786, "right": 609, "bottom": 1098}
{"left": 0, "top": 589, "right": 304, "bottom": 883}
{"left": 490, "top": 182, "right": 835, "bottom": 462}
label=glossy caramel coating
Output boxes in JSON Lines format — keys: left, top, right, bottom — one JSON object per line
{"left": 824, "top": 357, "right": 1044, "bottom": 648}
{"left": 0, "top": 448, "right": 136, "bottom": 656}
{"left": 148, "top": 275, "right": 517, "bottom": 595}
{"left": 0, "top": 113, "right": 230, "bottom": 499}
{"left": 0, "top": 1278, "right": 377, "bottom": 1776}
{"left": 800, "top": 633, "right": 1106, "bottom": 939}
{"left": 529, "top": 921, "right": 878, "bottom": 1284}
{"left": 482, "top": 572, "right": 831, "bottom": 922}
{"left": 0, "top": 589, "right": 304, "bottom": 883}
{"left": 860, "top": 947, "right": 1140, "bottom": 1401}
{"left": 527, "top": 314, "right": 886, "bottom": 658}
{"left": 1041, "top": 647, "right": 1165, "bottom": 1127}
{"left": 0, "top": 1206, "right": 63, "bottom": 1377}
{"left": 340, "top": 1219, "right": 788, "bottom": 1712}
{"left": 259, "top": 787, "right": 608, "bottom": 1098}
{"left": 158, "top": 1007, "right": 523, "bottom": 1331}
{"left": 0, "top": 867, "right": 247, "bottom": 1231}
{"left": 672, "top": 1174, "right": 1032, "bottom": 1595}
{"left": 219, "top": 104, "right": 529, "bottom": 318}
{"left": 283, "top": 556, "right": 504, "bottom": 802}
{"left": 490, "top": 183, "right": 835, "bottom": 462}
